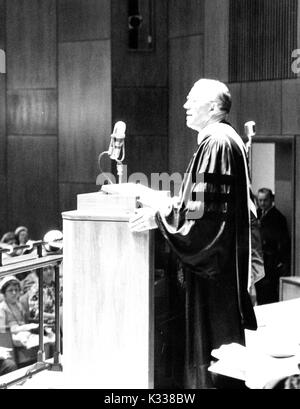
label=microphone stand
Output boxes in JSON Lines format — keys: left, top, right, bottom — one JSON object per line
{"left": 97, "top": 150, "right": 114, "bottom": 184}
{"left": 116, "top": 160, "right": 124, "bottom": 184}
{"left": 97, "top": 144, "right": 125, "bottom": 184}
{"left": 248, "top": 135, "right": 252, "bottom": 180}
{"left": 244, "top": 121, "right": 256, "bottom": 181}
{"left": 98, "top": 121, "right": 126, "bottom": 185}
{"left": 113, "top": 142, "right": 125, "bottom": 184}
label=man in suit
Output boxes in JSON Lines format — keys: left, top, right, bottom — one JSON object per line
{"left": 255, "top": 188, "right": 290, "bottom": 304}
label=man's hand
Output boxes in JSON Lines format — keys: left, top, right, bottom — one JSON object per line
{"left": 136, "top": 192, "right": 172, "bottom": 215}
{"left": 129, "top": 207, "right": 158, "bottom": 232}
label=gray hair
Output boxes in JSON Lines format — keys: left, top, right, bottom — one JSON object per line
{"left": 193, "top": 78, "right": 232, "bottom": 114}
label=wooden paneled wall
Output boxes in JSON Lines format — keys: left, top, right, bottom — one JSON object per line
{"left": 168, "top": 0, "right": 205, "bottom": 177}
{"left": 275, "top": 142, "right": 293, "bottom": 233}
{"left": 5, "top": 0, "right": 57, "bottom": 239}
{"left": 0, "top": 0, "right": 112, "bottom": 239}
{"left": 1, "top": 0, "right": 168, "bottom": 238}
{"left": 227, "top": 74, "right": 300, "bottom": 138}
{"left": 224, "top": 5, "right": 300, "bottom": 277}
{"left": 298, "top": 0, "right": 300, "bottom": 49}
{"left": 168, "top": 0, "right": 229, "bottom": 176}
{"left": 111, "top": 0, "right": 168, "bottom": 180}
{"left": 295, "top": 136, "right": 300, "bottom": 278}
{"left": 204, "top": 0, "right": 229, "bottom": 82}
{"left": 226, "top": 1, "right": 300, "bottom": 276}
{"left": 58, "top": 0, "right": 111, "bottom": 214}
{"left": 294, "top": 0, "right": 300, "bottom": 275}
{"left": 0, "top": 0, "right": 6, "bottom": 235}
{"left": 229, "top": 0, "right": 297, "bottom": 82}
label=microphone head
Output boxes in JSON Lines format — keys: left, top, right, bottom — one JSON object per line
{"left": 110, "top": 121, "right": 126, "bottom": 160}
{"left": 244, "top": 121, "right": 256, "bottom": 138}
{"left": 112, "top": 121, "right": 126, "bottom": 138}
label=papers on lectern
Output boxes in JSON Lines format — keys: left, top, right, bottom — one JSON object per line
{"left": 208, "top": 342, "right": 300, "bottom": 389}
{"left": 101, "top": 182, "right": 168, "bottom": 197}
{"left": 101, "top": 183, "right": 170, "bottom": 209}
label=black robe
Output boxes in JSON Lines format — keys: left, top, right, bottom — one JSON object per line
{"left": 156, "top": 122, "right": 257, "bottom": 389}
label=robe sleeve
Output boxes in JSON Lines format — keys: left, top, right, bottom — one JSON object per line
{"left": 155, "top": 133, "right": 236, "bottom": 275}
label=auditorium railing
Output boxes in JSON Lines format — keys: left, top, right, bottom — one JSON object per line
{"left": 0, "top": 241, "right": 63, "bottom": 389}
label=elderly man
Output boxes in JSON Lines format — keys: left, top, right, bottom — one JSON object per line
{"left": 129, "top": 78, "right": 257, "bottom": 389}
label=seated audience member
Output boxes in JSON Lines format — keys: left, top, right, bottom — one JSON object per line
{"left": 14, "top": 226, "right": 29, "bottom": 246}
{"left": 0, "top": 276, "right": 40, "bottom": 367}
{"left": 255, "top": 188, "right": 290, "bottom": 304}
{"left": 20, "top": 271, "right": 41, "bottom": 323}
{"left": 20, "top": 266, "right": 62, "bottom": 327}
{"left": 15, "top": 225, "right": 35, "bottom": 262}
{"left": 0, "top": 275, "right": 37, "bottom": 333}
{"left": 20, "top": 271, "right": 38, "bottom": 295}
{"left": 18, "top": 271, "right": 39, "bottom": 322}
{"left": 19, "top": 267, "right": 60, "bottom": 355}
{"left": 0, "top": 231, "right": 21, "bottom": 258}
{"left": 0, "top": 232, "right": 17, "bottom": 247}
{"left": 0, "top": 230, "right": 29, "bottom": 260}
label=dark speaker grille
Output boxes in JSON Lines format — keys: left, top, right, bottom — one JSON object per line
{"left": 229, "top": 0, "right": 298, "bottom": 82}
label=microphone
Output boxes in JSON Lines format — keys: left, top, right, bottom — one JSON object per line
{"left": 244, "top": 120, "right": 256, "bottom": 140}
{"left": 108, "top": 121, "right": 126, "bottom": 161}
{"left": 244, "top": 121, "right": 256, "bottom": 178}
{"left": 244, "top": 120, "right": 256, "bottom": 153}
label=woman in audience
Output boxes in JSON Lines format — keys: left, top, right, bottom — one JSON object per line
{"left": 0, "top": 232, "right": 20, "bottom": 263}
{"left": 0, "top": 275, "right": 37, "bottom": 334}
{"left": 0, "top": 232, "right": 17, "bottom": 247}
{"left": 19, "top": 266, "right": 63, "bottom": 355}
{"left": 14, "top": 226, "right": 29, "bottom": 246}
{"left": 0, "top": 276, "right": 38, "bottom": 368}
{"left": 0, "top": 230, "right": 27, "bottom": 259}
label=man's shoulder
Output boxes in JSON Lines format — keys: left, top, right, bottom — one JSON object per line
{"left": 263, "top": 207, "right": 287, "bottom": 227}
{"left": 268, "top": 206, "right": 281, "bottom": 216}
{"left": 201, "top": 122, "right": 237, "bottom": 145}
{"left": 269, "top": 206, "right": 287, "bottom": 221}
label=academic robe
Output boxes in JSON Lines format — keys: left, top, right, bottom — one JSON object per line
{"left": 156, "top": 121, "right": 257, "bottom": 389}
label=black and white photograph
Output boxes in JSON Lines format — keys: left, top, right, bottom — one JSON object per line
{"left": 0, "top": 0, "right": 300, "bottom": 394}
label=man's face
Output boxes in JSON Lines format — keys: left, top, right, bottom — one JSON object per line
{"left": 257, "top": 192, "right": 273, "bottom": 212}
{"left": 183, "top": 86, "right": 213, "bottom": 131}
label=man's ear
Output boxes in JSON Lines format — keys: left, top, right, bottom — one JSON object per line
{"left": 210, "top": 101, "right": 218, "bottom": 112}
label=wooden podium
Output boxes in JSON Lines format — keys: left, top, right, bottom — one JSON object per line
{"left": 62, "top": 187, "right": 157, "bottom": 388}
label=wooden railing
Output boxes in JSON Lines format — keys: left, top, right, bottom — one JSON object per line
{"left": 0, "top": 241, "right": 63, "bottom": 388}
